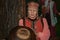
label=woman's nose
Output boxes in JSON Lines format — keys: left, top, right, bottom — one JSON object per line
{"left": 31, "top": 10, "right": 34, "bottom": 13}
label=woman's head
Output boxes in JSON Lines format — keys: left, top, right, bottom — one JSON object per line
{"left": 27, "top": 1, "right": 39, "bottom": 20}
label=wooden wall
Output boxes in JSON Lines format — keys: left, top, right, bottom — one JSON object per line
{"left": 0, "top": 0, "right": 26, "bottom": 39}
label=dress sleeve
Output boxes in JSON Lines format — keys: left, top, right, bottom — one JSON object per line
{"left": 42, "top": 18, "right": 50, "bottom": 39}
{"left": 37, "top": 18, "right": 50, "bottom": 40}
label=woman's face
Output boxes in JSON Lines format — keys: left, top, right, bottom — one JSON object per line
{"left": 28, "top": 7, "right": 38, "bottom": 20}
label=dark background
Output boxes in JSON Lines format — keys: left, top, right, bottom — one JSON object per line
{"left": 0, "top": 0, "right": 60, "bottom": 39}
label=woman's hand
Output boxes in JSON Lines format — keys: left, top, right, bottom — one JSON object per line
{"left": 37, "top": 32, "right": 50, "bottom": 40}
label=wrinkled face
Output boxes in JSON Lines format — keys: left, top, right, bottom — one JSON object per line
{"left": 28, "top": 7, "right": 38, "bottom": 20}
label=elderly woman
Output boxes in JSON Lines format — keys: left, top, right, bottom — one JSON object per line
{"left": 19, "top": 1, "right": 50, "bottom": 40}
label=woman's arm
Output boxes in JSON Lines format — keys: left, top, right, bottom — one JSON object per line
{"left": 37, "top": 18, "right": 50, "bottom": 40}
{"left": 19, "top": 19, "right": 24, "bottom": 26}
